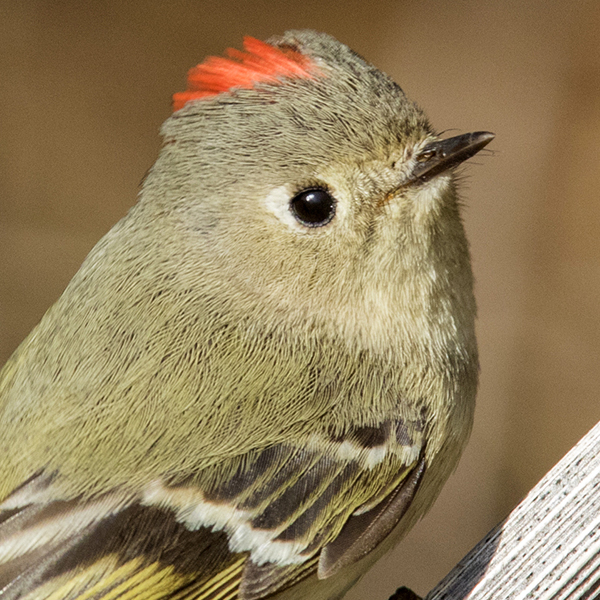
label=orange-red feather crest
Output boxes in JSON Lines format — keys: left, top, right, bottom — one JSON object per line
{"left": 172, "top": 37, "right": 318, "bottom": 111}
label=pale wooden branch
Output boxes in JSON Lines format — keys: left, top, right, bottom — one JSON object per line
{"left": 415, "top": 420, "right": 600, "bottom": 600}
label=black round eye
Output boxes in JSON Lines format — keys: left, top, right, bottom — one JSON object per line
{"left": 289, "top": 188, "right": 336, "bottom": 227}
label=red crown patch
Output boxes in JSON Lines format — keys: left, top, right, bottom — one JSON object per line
{"left": 172, "top": 37, "right": 318, "bottom": 111}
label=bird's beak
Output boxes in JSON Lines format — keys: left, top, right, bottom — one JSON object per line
{"left": 409, "top": 131, "right": 495, "bottom": 183}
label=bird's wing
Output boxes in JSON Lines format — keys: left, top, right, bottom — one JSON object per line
{"left": 0, "top": 417, "right": 425, "bottom": 600}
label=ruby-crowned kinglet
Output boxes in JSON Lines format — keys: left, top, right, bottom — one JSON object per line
{"left": 0, "top": 31, "right": 493, "bottom": 600}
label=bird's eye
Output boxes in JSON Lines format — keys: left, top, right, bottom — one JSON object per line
{"left": 289, "top": 188, "right": 336, "bottom": 227}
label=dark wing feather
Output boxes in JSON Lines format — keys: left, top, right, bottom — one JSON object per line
{"left": 318, "top": 454, "right": 426, "bottom": 578}
{"left": 239, "top": 557, "right": 319, "bottom": 600}
{"left": 150, "top": 417, "right": 425, "bottom": 598}
{"left": 0, "top": 415, "right": 424, "bottom": 599}
{"left": 0, "top": 478, "right": 242, "bottom": 600}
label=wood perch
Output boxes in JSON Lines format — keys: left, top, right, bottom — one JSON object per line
{"left": 390, "top": 420, "right": 600, "bottom": 599}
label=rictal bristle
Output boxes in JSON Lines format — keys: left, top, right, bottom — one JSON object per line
{"left": 172, "top": 36, "right": 317, "bottom": 111}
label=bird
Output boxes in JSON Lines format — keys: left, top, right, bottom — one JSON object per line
{"left": 0, "top": 30, "right": 493, "bottom": 600}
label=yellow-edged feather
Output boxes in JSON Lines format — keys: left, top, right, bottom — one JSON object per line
{"left": 29, "top": 556, "right": 247, "bottom": 600}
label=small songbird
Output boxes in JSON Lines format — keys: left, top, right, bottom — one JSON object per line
{"left": 0, "top": 30, "right": 493, "bottom": 600}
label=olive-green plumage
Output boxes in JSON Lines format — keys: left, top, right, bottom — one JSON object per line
{"left": 0, "top": 30, "right": 490, "bottom": 600}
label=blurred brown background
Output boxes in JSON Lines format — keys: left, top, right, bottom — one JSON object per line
{"left": 1, "top": 1, "right": 599, "bottom": 597}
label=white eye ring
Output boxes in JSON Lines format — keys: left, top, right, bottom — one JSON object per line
{"left": 264, "top": 184, "right": 345, "bottom": 233}
{"left": 264, "top": 185, "right": 307, "bottom": 232}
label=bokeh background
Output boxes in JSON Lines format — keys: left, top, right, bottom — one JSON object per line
{"left": 1, "top": 1, "right": 599, "bottom": 597}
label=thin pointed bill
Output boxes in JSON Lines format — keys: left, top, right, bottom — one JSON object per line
{"left": 410, "top": 131, "right": 495, "bottom": 183}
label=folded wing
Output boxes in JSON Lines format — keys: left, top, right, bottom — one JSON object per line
{"left": 0, "top": 416, "right": 425, "bottom": 600}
